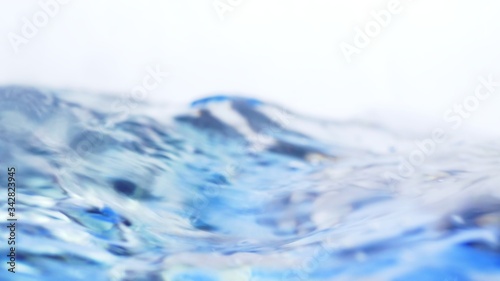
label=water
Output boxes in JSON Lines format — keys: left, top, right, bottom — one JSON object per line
{"left": 0, "top": 86, "right": 499, "bottom": 281}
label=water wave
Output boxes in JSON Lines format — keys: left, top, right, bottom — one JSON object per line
{"left": 0, "top": 86, "right": 499, "bottom": 281}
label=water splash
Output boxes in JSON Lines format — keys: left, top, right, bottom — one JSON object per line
{"left": 0, "top": 86, "right": 499, "bottom": 281}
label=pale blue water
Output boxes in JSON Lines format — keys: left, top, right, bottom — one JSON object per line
{"left": 0, "top": 86, "right": 499, "bottom": 281}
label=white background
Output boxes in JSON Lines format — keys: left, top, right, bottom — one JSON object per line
{"left": 1, "top": 0, "right": 499, "bottom": 135}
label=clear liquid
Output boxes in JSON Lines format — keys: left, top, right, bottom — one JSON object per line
{"left": 0, "top": 87, "right": 499, "bottom": 281}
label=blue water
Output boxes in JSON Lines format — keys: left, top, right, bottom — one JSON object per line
{"left": 0, "top": 86, "right": 499, "bottom": 281}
